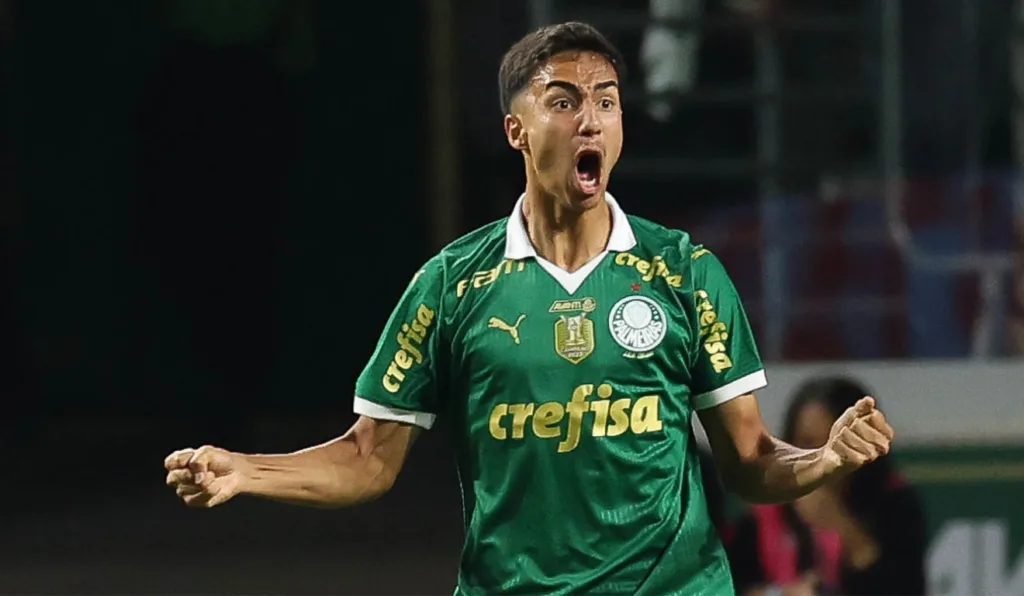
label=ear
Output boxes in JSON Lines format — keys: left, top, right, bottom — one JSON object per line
{"left": 504, "top": 114, "right": 528, "bottom": 151}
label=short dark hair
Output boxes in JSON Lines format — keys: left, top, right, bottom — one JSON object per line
{"left": 498, "top": 21, "right": 626, "bottom": 114}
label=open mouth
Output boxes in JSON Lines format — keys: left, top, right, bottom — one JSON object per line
{"left": 574, "top": 150, "right": 603, "bottom": 195}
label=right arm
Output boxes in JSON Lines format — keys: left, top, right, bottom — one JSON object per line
{"left": 165, "top": 417, "right": 419, "bottom": 508}
{"left": 239, "top": 416, "right": 420, "bottom": 507}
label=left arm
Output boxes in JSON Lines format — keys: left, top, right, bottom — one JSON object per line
{"left": 699, "top": 393, "right": 831, "bottom": 504}
{"left": 700, "top": 392, "right": 894, "bottom": 504}
{"left": 685, "top": 246, "right": 893, "bottom": 504}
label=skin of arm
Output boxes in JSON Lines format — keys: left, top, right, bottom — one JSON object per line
{"left": 237, "top": 416, "right": 421, "bottom": 508}
{"left": 166, "top": 416, "right": 421, "bottom": 509}
{"left": 699, "top": 394, "right": 835, "bottom": 504}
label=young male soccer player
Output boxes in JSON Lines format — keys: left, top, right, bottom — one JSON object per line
{"left": 165, "top": 22, "right": 896, "bottom": 595}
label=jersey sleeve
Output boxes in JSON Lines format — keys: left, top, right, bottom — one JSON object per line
{"left": 353, "top": 259, "right": 446, "bottom": 429}
{"left": 689, "top": 246, "right": 767, "bottom": 410}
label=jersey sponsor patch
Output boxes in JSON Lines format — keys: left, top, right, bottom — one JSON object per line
{"left": 550, "top": 298, "right": 597, "bottom": 364}
{"left": 608, "top": 295, "right": 667, "bottom": 359}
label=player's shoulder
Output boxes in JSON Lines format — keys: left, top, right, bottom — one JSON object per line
{"left": 624, "top": 215, "right": 716, "bottom": 266}
{"left": 411, "top": 218, "right": 509, "bottom": 294}
{"left": 434, "top": 217, "right": 507, "bottom": 270}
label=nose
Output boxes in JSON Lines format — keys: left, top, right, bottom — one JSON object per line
{"left": 577, "top": 101, "right": 602, "bottom": 137}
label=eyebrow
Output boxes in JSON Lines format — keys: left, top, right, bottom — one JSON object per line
{"left": 544, "top": 80, "right": 619, "bottom": 94}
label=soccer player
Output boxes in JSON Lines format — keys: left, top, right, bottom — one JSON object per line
{"left": 164, "top": 22, "right": 896, "bottom": 595}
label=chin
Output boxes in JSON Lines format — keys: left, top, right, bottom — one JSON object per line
{"left": 576, "top": 189, "right": 607, "bottom": 209}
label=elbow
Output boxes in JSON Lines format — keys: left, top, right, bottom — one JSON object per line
{"left": 718, "top": 434, "right": 779, "bottom": 505}
{"left": 334, "top": 453, "right": 400, "bottom": 508}
{"left": 361, "top": 458, "right": 399, "bottom": 502}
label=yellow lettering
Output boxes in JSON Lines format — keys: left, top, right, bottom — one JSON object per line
{"left": 590, "top": 400, "right": 610, "bottom": 437}
{"left": 710, "top": 353, "right": 733, "bottom": 373}
{"left": 473, "top": 263, "right": 501, "bottom": 288}
{"left": 630, "top": 395, "right": 663, "bottom": 433}
{"left": 382, "top": 374, "right": 401, "bottom": 394}
{"left": 381, "top": 303, "right": 436, "bottom": 393}
{"left": 386, "top": 361, "right": 406, "bottom": 383}
{"left": 647, "top": 257, "right": 668, "bottom": 282}
{"left": 615, "top": 252, "right": 684, "bottom": 286}
{"left": 396, "top": 332, "right": 422, "bottom": 363}
{"left": 486, "top": 384, "right": 664, "bottom": 449}
{"left": 394, "top": 350, "right": 413, "bottom": 370}
{"left": 532, "top": 403, "right": 564, "bottom": 438}
{"left": 706, "top": 330, "right": 728, "bottom": 344}
{"left": 416, "top": 304, "right": 435, "bottom": 326}
{"left": 558, "top": 384, "right": 592, "bottom": 453}
{"left": 591, "top": 384, "right": 613, "bottom": 437}
{"left": 618, "top": 253, "right": 639, "bottom": 266}
{"left": 508, "top": 403, "right": 534, "bottom": 439}
{"left": 456, "top": 260, "right": 525, "bottom": 299}
{"left": 607, "top": 399, "right": 631, "bottom": 436}
{"left": 695, "top": 290, "right": 734, "bottom": 374}
{"left": 488, "top": 404, "right": 508, "bottom": 440}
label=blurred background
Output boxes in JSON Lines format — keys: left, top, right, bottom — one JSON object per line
{"left": 0, "top": 0, "right": 1021, "bottom": 594}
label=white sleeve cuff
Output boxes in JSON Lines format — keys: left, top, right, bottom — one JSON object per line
{"left": 692, "top": 369, "right": 768, "bottom": 410}
{"left": 353, "top": 396, "right": 436, "bottom": 430}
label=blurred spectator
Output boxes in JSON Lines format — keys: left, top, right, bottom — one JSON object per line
{"left": 727, "top": 376, "right": 926, "bottom": 595}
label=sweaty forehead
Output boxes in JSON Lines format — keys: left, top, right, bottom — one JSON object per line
{"left": 530, "top": 51, "right": 617, "bottom": 89}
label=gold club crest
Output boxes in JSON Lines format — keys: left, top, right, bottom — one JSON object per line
{"left": 550, "top": 297, "right": 597, "bottom": 364}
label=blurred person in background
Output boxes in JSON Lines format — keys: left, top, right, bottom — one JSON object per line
{"left": 727, "top": 376, "right": 926, "bottom": 595}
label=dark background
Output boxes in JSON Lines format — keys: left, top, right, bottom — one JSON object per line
{"left": 1, "top": 0, "right": 1021, "bottom": 593}
{"left": 0, "top": 2, "right": 470, "bottom": 593}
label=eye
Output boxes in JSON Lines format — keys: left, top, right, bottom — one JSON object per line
{"left": 599, "top": 98, "right": 616, "bottom": 110}
{"left": 553, "top": 98, "right": 573, "bottom": 111}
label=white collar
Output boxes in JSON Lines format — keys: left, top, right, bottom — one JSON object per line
{"left": 503, "top": 192, "right": 637, "bottom": 260}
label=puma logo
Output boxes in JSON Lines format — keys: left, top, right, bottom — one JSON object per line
{"left": 488, "top": 314, "right": 526, "bottom": 344}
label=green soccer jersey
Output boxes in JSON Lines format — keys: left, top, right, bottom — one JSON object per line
{"left": 354, "top": 194, "right": 767, "bottom": 595}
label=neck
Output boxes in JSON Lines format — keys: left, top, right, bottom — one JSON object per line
{"left": 521, "top": 186, "right": 611, "bottom": 272}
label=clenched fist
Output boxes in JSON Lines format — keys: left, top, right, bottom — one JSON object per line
{"left": 164, "top": 445, "right": 247, "bottom": 508}
{"left": 821, "top": 396, "right": 895, "bottom": 475}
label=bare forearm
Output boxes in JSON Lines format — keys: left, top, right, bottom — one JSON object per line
{"left": 730, "top": 436, "right": 832, "bottom": 504}
{"left": 237, "top": 437, "right": 392, "bottom": 508}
